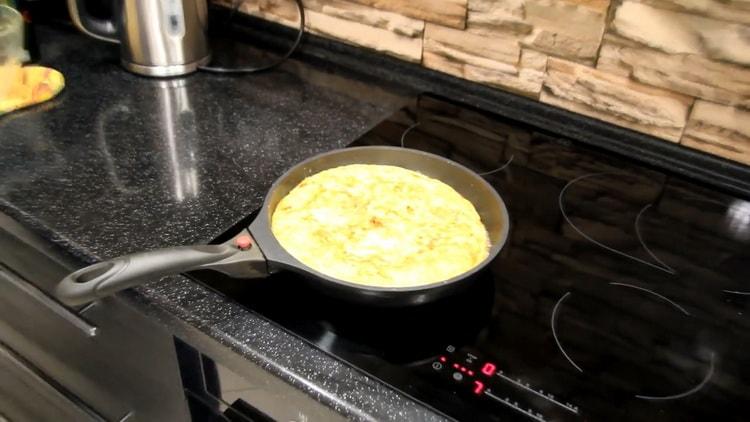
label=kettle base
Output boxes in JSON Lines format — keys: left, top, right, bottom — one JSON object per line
{"left": 122, "top": 55, "right": 211, "bottom": 78}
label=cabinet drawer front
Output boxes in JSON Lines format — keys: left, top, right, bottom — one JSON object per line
{"left": 0, "top": 341, "right": 104, "bottom": 422}
{"left": 0, "top": 265, "right": 97, "bottom": 336}
{"left": 0, "top": 265, "right": 189, "bottom": 422}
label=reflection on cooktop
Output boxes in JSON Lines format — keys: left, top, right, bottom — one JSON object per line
{"left": 196, "top": 95, "right": 750, "bottom": 421}
{"left": 201, "top": 267, "right": 495, "bottom": 364}
{"left": 551, "top": 283, "right": 712, "bottom": 399}
{"left": 559, "top": 173, "right": 677, "bottom": 275}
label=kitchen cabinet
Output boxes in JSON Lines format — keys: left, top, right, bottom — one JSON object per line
{"left": 0, "top": 340, "right": 103, "bottom": 422}
{"left": 0, "top": 213, "right": 190, "bottom": 422}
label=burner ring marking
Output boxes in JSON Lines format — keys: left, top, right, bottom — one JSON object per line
{"left": 635, "top": 352, "right": 715, "bottom": 400}
{"left": 609, "top": 282, "right": 690, "bottom": 316}
{"left": 551, "top": 291, "right": 584, "bottom": 373}
{"left": 398, "top": 119, "right": 514, "bottom": 176}
{"left": 478, "top": 155, "right": 514, "bottom": 176}
{"left": 635, "top": 204, "right": 676, "bottom": 274}
{"left": 400, "top": 121, "right": 421, "bottom": 148}
{"left": 559, "top": 173, "right": 675, "bottom": 275}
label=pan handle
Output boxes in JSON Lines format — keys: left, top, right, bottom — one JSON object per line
{"left": 56, "top": 232, "right": 268, "bottom": 306}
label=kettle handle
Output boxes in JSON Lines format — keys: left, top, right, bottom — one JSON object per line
{"left": 67, "top": 0, "right": 119, "bottom": 43}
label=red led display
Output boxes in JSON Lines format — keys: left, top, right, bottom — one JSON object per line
{"left": 481, "top": 362, "right": 497, "bottom": 376}
{"left": 468, "top": 370, "right": 474, "bottom": 376}
{"left": 439, "top": 356, "right": 447, "bottom": 363}
{"left": 473, "top": 380, "right": 485, "bottom": 395}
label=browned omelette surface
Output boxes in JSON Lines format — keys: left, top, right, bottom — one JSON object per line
{"left": 271, "top": 164, "right": 490, "bottom": 287}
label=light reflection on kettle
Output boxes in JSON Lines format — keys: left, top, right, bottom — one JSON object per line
{"left": 97, "top": 78, "right": 200, "bottom": 202}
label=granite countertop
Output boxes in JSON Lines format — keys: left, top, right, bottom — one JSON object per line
{"left": 0, "top": 23, "right": 448, "bottom": 421}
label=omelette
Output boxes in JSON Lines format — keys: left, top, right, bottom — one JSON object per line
{"left": 271, "top": 164, "right": 490, "bottom": 287}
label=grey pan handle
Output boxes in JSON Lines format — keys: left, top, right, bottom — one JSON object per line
{"left": 56, "top": 232, "right": 268, "bottom": 306}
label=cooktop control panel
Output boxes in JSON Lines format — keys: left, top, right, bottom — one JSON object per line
{"left": 421, "top": 345, "right": 579, "bottom": 421}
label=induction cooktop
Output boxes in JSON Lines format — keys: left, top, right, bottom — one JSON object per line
{"left": 198, "top": 95, "right": 750, "bottom": 421}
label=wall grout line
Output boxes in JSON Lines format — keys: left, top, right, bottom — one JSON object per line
{"left": 592, "top": 0, "right": 619, "bottom": 69}
{"left": 677, "top": 97, "right": 698, "bottom": 146}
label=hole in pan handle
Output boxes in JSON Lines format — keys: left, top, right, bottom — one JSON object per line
{"left": 55, "top": 230, "right": 268, "bottom": 306}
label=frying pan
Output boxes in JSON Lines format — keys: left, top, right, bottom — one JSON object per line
{"left": 56, "top": 146, "right": 510, "bottom": 307}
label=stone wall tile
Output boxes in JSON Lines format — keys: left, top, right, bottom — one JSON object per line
{"left": 597, "top": 35, "right": 750, "bottom": 108}
{"left": 347, "top": 0, "right": 468, "bottom": 28}
{"left": 541, "top": 58, "right": 692, "bottom": 141}
{"left": 423, "top": 23, "right": 547, "bottom": 97}
{"left": 467, "top": 0, "right": 534, "bottom": 34}
{"left": 468, "top": 0, "right": 610, "bottom": 64}
{"left": 520, "top": 0, "right": 609, "bottom": 64}
{"left": 246, "top": 0, "right": 424, "bottom": 62}
{"left": 682, "top": 101, "right": 750, "bottom": 165}
{"left": 612, "top": 1, "right": 750, "bottom": 66}
{"left": 629, "top": 0, "right": 750, "bottom": 25}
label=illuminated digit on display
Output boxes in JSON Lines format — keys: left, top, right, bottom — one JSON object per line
{"left": 481, "top": 362, "right": 497, "bottom": 376}
{"left": 473, "top": 380, "right": 485, "bottom": 395}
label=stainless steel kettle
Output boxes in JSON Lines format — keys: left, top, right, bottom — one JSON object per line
{"left": 67, "top": 0, "right": 211, "bottom": 77}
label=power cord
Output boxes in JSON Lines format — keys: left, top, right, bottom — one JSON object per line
{"left": 199, "top": 0, "right": 306, "bottom": 74}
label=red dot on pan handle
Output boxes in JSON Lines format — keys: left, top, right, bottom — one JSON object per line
{"left": 235, "top": 235, "right": 253, "bottom": 250}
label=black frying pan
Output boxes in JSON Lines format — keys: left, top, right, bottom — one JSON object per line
{"left": 56, "top": 147, "right": 510, "bottom": 307}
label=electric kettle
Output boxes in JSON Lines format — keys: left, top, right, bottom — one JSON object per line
{"left": 67, "top": 0, "right": 211, "bottom": 77}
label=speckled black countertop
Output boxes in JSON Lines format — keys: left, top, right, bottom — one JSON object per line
{"left": 0, "top": 24, "right": 451, "bottom": 421}
{"left": 9, "top": 14, "right": 748, "bottom": 421}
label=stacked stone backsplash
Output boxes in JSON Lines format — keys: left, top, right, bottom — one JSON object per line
{"left": 223, "top": 0, "right": 750, "bottom": 166}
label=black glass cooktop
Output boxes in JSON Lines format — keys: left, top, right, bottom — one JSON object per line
{"left": 200, "top": 95, "right": 750, "bottom": 421}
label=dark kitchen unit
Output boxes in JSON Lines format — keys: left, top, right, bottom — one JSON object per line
{"left": 0, "top": 213, "right": 190, "bottom": 422}
{"left": 2, "top": 12, "right": 750, "bottom": 422}
{"left": 194, "top": 95, "right": 750, "bottom": 422}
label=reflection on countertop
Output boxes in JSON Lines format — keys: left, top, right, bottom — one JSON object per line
{"left": 0, "top": 24, "right": 408, "bottom": 260}
{"left": 96, "top": 78, "right": 201, "bottom": 203}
